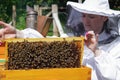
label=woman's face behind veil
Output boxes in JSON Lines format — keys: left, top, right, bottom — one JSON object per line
{"left": 82, "top": 13, "right": 108, "bottom": 34}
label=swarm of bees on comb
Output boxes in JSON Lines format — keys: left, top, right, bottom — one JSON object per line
{"left": 6, "top": 39, "right": 82, "bottom": 70}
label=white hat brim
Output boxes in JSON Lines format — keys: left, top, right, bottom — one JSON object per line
{"left": 67, "top": 1, "right": 120, "bottom": 17}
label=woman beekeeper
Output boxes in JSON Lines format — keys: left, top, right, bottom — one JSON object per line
{"left": 67, "top": 0, "right": 120, "bottom": 80}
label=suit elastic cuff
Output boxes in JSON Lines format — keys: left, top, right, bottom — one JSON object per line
{"left": 16, "top": 29, "right": 24, "bottom": 38}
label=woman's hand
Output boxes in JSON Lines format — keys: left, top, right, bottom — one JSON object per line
{"left": 0, "top": 21, "right": 16, "bottom": 39}
{"left": 85, "top": 31, "right": 101, "bottom": 56}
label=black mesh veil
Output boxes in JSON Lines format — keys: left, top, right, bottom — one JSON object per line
{"left": 65, "top": 5, "right": 120, "bottom": 44}
{"left": 65, "top": 5, "right": 85, "bottom": 36}
{"left": 65, "top": 5, "right": 120, "bottom": 36}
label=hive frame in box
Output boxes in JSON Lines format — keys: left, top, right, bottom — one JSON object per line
{"left": 0, "top": 37, "right": 91, "bottom": 80}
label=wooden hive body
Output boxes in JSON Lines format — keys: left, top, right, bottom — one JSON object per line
{"left": 0, "top": 37, "right": 91, "bottom": 80}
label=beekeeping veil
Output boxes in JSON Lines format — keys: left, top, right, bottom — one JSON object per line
{"left": 65, "top": 0, "right": 120, "bottom": 44}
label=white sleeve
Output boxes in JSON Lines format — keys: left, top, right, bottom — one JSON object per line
{"left": 16, "top": 28, "right": 44, "bottom": 38}
{"left": 83, "top": 43, "right": 120, "bottom": 80}
{"left": 94, "top": 50, "right": 119, "bottom": 80}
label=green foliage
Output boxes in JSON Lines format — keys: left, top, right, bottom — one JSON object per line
{"left": 0, "top": 1, "right": 11, "bottom": 22}
{"left": 16, "top": 14, "right": 26, "bottom": 30}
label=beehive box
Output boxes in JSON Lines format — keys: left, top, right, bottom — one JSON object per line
{"left": 0, "top": 37, "right": 91, "bottom": 80}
